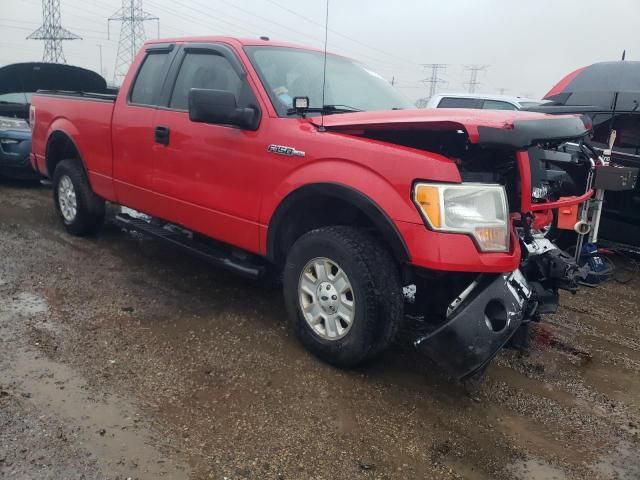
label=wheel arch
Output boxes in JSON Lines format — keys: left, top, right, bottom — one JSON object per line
{"left": 45, "top": 129, "right": 86, "bottom": 178}
{"left": 266, "top": 183, "right": 410, "bottom": 266}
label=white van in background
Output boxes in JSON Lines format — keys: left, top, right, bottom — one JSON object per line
{"left": 426, "top": 93, "right": 544, "bottom": 110}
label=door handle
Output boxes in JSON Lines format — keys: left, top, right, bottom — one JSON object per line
{"left": 154, "top": 125, "right": 170, "bottom": 146}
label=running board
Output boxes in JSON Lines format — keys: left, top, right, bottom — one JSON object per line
{"left": 114, "top": 213, "right": 265, "bottom": 280}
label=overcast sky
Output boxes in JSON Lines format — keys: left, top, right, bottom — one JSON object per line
{"left": 0, "top": 0, "right": 638, "bottom": 101}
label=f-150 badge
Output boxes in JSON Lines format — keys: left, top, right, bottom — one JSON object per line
{"left": 267, "top": 144, "right": 305, "bottom": 157}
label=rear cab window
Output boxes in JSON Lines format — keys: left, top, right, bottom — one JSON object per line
{"left": 437, "top": 97, "right": 481, "bottom": 109}
{"left": 129, "top": 51, "right": 172, "bottom": 106}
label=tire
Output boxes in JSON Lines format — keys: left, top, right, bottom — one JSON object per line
{"left": 283, "top": 226, "right": 403, "bottom": 368}
{"left": 52, "top": 159, "right": 105, "bottom": 236}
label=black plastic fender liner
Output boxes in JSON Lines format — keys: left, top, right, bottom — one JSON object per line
{"left": 266, "top": 182, "right": 410, "bottom": 265}
{"left": 415, "top": 271, "right": 530, "bottom": 380}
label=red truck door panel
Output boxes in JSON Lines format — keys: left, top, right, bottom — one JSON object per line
{"left": 112, "top": 45, "right": 176, "bottom": 210}
{"left": 150, "top": 44, "right": 265, "bottom": 253}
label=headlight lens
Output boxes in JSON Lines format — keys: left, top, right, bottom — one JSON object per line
{"left": 0, "top": 116, "right": 29, "bottom": 129}
{"left": 414, "top": 183, "right": 510, "bottom": 252}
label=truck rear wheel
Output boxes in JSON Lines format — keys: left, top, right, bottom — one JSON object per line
{"left": 52, "top": 159, "right": 105, "bottom": 236}
{"left": 283, "top": 226, "right": 403, "bottom": 368}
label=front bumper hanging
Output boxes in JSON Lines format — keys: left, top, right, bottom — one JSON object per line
{"left": 415, "top": 270, "right": 532, "bottom": 380}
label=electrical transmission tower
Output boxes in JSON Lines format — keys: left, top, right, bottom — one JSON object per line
{"left": 421, "top": 64, "right": 447, "bottom": 99}
{"left": 109, "top": 0, "right": 159, "bottom": 85}
{"left": 27, "top": 0, "right": 81, "bottom": 63}
{"left": 464, "top": 65, "right": 489, "bottom": 94}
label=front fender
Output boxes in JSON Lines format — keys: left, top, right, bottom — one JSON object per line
{"left": 262, "top": 157, "right": 423, "bottom": 226}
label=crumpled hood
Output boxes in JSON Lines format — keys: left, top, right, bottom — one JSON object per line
{"left": 311, "top": 108, "right": 591, "bottom": 149}
{"left": 0, "top": 62, "right": 107, "bottom": 96}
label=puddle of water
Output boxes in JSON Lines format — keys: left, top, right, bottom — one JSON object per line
{"left": 0, "top": 290, "right": 190, "bottom": 480}
{"left": 7, "top": 291, "right": 48, "bottom": 316}
{"left": 9, "top": 350, "right": 189, "bottom": 479}
{"left": 507, "top": 458, "right": 568, "bottom": 480}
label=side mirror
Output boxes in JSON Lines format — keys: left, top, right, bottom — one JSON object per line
{"left": 188, "top": 88, "right": 258, "bottom": 130}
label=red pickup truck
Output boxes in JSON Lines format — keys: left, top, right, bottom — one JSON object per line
{"left": 31, "top": 36, "right": 597, "bottom": 379}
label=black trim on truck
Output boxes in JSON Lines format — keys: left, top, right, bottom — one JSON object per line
{"left": 34, "top": 92, "right": 116, "bottom": 103}
{"left": 477, "top": 116, "right": 591, "bottom": 148}
{"left": 266, "top": 183, "right": 410, "bottom": 265}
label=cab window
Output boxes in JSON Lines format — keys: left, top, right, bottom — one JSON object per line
{"left": 169, "top": 52, "right": 242, "bottom": 111}
{"left": 129, "top": 52, "right": 170, "bottom": 106}
{"left": 482, "top": 100, "right": 517, "bottom": 111}
{"left": 438, "top": 97, "right": 481, "bottom": 108}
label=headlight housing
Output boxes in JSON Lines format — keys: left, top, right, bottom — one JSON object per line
{"left": 413, "top": 182, "right": 510, "bottom": 252}
{"left": 0, "top": 116, "right": 29, "bottom": 130}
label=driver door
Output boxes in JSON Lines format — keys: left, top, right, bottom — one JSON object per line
{"left": 151, "top": 44, "right": 265, "bottom": 253}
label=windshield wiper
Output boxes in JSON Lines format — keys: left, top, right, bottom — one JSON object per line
{"left": 323, "top": 104, "right": 363, "bottom": 112}
{"left": 286, "top": 104, "right": 363, "bottom": 116}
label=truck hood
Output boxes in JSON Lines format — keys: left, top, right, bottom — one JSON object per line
{"left": 0, "top": 62, "right": 107, "bottom": 97}
{"left": 313, "top": 108, "right": 591, "bottom": 149}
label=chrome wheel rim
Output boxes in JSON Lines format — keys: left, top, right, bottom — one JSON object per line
{"left": 58, "top": 175, "right": 77, "bottom": 222}
{"left": 298, "top": 257, "right": 355, "bottom": 341}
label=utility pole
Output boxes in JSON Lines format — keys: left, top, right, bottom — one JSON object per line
{"left": 97, "top": 44, "right": 104, "bottom": 78}
{"left": 27, "top": 0, "right": 81, "bottom": 63}
{"left": 421, "top": 63, "right": 447, "bottom": 99}
{"left": 109, "top": 0, "right": 159, "bottom": 85}
{"left": 497, "top": 87, "right": 508, "bottom": 95}
{"left": 464, "top": 65, "right": 489, "bottom": 94}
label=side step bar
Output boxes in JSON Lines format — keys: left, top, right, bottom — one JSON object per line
{"left": 114, "top": 213, "right": 266, "bottom": 280}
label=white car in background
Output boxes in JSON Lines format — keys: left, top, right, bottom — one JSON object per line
{"left": 426, "top": 93, "right": 544, "bottom": 110}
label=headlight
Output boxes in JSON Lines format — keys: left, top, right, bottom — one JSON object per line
{"left": 0, "top": 116, "right": 29, "bottom": 130}
{"left": 413, "top": 182, "right": 510, "bottom": 252}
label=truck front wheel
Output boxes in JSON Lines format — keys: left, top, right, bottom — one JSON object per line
{"left": 283, "top": 226, "right": 403, "bottom": 368}
{"left": 52, "top": 159, "right": 105, "bottom": 236}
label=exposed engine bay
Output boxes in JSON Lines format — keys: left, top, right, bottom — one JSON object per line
{"left": 360, "top": 123, "right": 637, "bottom": 379}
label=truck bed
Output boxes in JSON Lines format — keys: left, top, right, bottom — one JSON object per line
{"left": 30, "top": 90, "right": 117, "bottom": 201}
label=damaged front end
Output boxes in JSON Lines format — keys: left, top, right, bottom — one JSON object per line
{"left": 412, "top": 235, "right": 587, "bottom": 380}
{"left": 407, "top": 116, "right": 619, "bottom": 380}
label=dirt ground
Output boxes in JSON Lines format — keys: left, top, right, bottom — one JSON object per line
{"left": 1, "top": 180, "right": 639, "bottom": 480}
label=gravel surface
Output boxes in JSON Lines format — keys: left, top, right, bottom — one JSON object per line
{"left": 1, "top": 180, "right": 639, "bottom": 479}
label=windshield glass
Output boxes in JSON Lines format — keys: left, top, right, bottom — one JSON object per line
{"left": 245, "top": 46, "right": 413, "bottom": 116}
{"left": 0, "top": 93, "right": 32, "bottom": 104}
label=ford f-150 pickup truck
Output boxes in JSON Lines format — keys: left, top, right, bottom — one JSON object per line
{"left": 30, "top": 37, "right": 604, "bottom": 379}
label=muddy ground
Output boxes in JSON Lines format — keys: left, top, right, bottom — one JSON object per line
{"left": 1, "top": 180, "right": 639, "bottom": 480}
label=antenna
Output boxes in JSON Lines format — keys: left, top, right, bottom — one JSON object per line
{"left": 319, "top": 0, "right": 329, "bottom": 131}
{"left": 607, "top": 49, "right": 627, "bottom": 154}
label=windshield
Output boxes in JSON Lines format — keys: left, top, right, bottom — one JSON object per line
{"left": 245, "top": 46, "right": 413, "bottom": 116}
{"left": 0, "top": 92, "right": 33, "bottom": 104}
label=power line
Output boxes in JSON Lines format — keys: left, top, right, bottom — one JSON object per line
{"left": 109, "top": 0, "right": 159, "bottom": 84}
{"left": 26, "top": 0, "right": 81, "bottom": 63}
{"left": 262, "top": 0, "right": 420, "bottom": 67}
{"left": 421, "top": 63, "right": 447, "bottom": 99}
{"left": 2, "top": 18, "right": 116, "bottom": 41}
{"left": 463, "top": 65, "right": 489, "bottom": 94}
